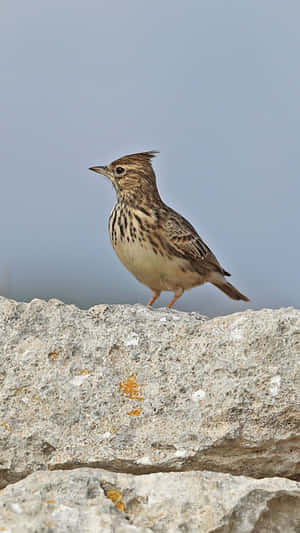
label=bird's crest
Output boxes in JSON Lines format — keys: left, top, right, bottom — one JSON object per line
{"left": 112, "top": 150, "right": 159, "bottom": 167}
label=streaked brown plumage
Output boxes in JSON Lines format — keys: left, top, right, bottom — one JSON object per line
{"left": 89, "top": 151, "right": 249, "bottom": 308}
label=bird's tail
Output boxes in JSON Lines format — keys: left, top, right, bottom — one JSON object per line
{"left": 211, "top": 279, "right": 250, "bottom": 302}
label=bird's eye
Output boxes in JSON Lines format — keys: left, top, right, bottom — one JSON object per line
{"left": 115, "top": 166, "right": 125, "bottom": 176}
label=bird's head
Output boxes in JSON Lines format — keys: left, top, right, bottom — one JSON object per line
{"left": 89, "top": 151, "right": 160, "bottom": 203}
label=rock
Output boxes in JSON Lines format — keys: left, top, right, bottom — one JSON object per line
{"left": 0, "top": 297, "right": 299, "bottom": 484}
{"left": 0, "top": 297, "right": 299, "bottom": 531}
{"left": 0, "top": 468, "right": 299, "bottom": 533}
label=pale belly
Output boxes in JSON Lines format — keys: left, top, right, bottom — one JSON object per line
{"left": 112, "top": 237, "right": 204, "bottom": 292}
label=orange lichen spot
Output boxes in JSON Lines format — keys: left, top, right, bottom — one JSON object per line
{"left": 44, "top": 523, "right": 57, "bottom": 527}
{"left": 48, "top": 349, "right": 61, "bottom": 360}
{"left": 106, "top": 489, "right": 125, "bottom": 511}
{"left": 0, "top": 422, "right": 10, "bottom": 431}
{"left": 119, "top": 375, "right": 143, "bottom": 401}
{"left": 76, "top": 368, "right": 90, "bottom": 376}
{"left": 128, "top": 408, "right": 141, "bottom": 416}
{"left": 43, "top": 500, "right": 56, "bottom": 504}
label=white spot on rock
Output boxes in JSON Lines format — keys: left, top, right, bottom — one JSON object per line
{"left": 174, "top": 449, "right": 189, "bottom": 458}
{"left": 192, "top": 389, "right": 206, "bottom": 402}
{"left": 8, "top": 502, "right": 22, "bottom": 514}
{"left": 71, "top": 374, "right": 90, "bottom": 386}
{"left": 100, "top": 432, "right": 111, "bottom": 440}
{"left": 231, "top": 329, "right": 244, "bottom": 341}
{"left": 125, "top": 333, "right": 139, "bottom": 346}
{"left": 269, "top": 375, "right": 281, "bottom": 396}
{"left": 136, "top": 455, "right": 152, "bottom": 464}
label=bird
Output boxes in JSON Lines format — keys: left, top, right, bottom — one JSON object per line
{"left": 89, "top": 151, "right": 249, "bottom": 308}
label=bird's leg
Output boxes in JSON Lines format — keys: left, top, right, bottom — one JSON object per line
{"left": 147, "top": 290, "right": 161, "bottom": 307}
{"left": 167, "top": 288, "right": 184, "bottom": 309}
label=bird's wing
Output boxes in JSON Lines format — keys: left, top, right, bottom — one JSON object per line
{"left": 162, "top": 208, "right": 228, "bottom": 276}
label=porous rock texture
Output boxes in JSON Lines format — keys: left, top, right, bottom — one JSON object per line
{"left": 1, "top": 468, "right": 300, "bottom": 533}
{"left": 0, "top": 296, "right": 299, "bottom": 532}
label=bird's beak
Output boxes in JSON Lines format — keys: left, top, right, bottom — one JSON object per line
{"left": 89, "top": 165, "right": 110, "bottom": 177}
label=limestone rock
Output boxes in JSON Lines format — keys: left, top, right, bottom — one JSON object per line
{"left": 0, "top": 297, "right": 300, "bottom": 531}
{"left": 0, "top": 297, "right": 299, "bottom": 487}
{"left": 0, "top": 468, "right": 299, "bottom": 533}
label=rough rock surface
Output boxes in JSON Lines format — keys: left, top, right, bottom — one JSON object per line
{"left": 0, "top": 297, "right": 299, "bottom": 531}
{"left": 0, "top": 468, "right": 300, "bottom": 533}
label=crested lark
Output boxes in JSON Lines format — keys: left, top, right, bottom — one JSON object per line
{"left": 89, "top": 151, "right": 249, "bottom": 308}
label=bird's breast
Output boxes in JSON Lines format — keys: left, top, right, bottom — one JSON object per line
{"left": 109, "top": 206, "right": 164, "bottom": 288}
{"left": 108, "top": 205, "right": 204, "bottom": 291}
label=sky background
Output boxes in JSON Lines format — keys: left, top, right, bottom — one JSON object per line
{"left": 1, "top": 1, "right": 299, "bottom": 316}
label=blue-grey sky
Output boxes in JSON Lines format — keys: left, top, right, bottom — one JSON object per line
{"left": 1, "top": 1, "right": 299, "bottom": 315}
